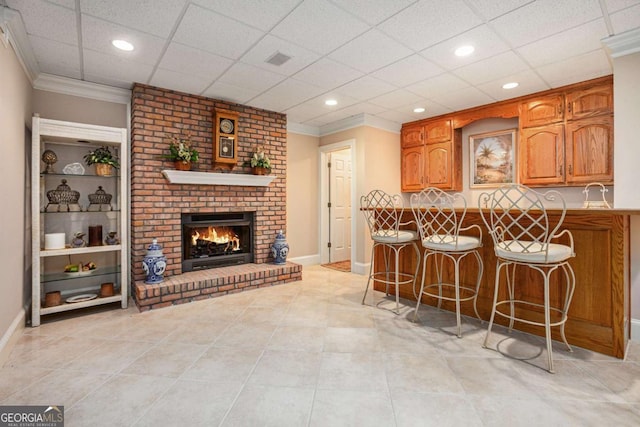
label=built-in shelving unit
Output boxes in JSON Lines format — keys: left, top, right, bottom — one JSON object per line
{"left": 31, "top": 116, "right": 128, "bottom": 326}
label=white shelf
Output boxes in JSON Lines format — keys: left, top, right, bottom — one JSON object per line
{"left": 40, "top": 295, "right": 122, "bottom": 315}
{"left": 40, "top": 244, "right": 122, "bottom": 257}
{"left": 161, "top": 170, "right": 276, "bottom": 186}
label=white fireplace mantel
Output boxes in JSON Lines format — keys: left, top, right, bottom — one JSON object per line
{"left": 161, "top": 170, "right": 276, "bottom": 186}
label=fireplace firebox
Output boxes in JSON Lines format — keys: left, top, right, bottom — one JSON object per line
{"left": 181, "top": 212, "right": 254, "bottom": 271}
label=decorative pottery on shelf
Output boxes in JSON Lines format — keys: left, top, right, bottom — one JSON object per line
{"left": 175, "top": 160, "right": 192, "bottom": 171}
{"left": 95, "top": 163, "right": 114, "bottom": 176}
{"left": 252, "top": 166, "right": 269, "bottom": 175}
{"left": 271, "top": 230, "right": 289, "bottom": 265}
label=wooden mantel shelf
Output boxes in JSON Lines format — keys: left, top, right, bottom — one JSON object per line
{"left": 161, "top": 170, "right": 276, "bottom": 186}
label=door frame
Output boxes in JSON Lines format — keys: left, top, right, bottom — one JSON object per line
{"left": 319, "top": 139, "right": 356, "bottom": 267}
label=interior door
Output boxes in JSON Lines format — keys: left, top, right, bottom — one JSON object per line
{"left": 329, "top": 149, "right": 351, "bottom": 263}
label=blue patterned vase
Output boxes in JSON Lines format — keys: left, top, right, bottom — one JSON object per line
{"left": 142, "top": 238, "right": 167, "bottom": 284}
{"left": 271, "top": 230, "right": 289, "bottom": 265}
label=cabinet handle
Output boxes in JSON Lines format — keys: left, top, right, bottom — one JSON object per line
{"left": 568, "top": 164, "right": 573, "bottom": 176}
{"left": 559, "top": 164, "right": 563, "bottom": 176}
{"left": 567, "top": 102, "right": 572, "bottom": 114}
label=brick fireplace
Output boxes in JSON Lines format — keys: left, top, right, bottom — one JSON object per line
{"left": 130, "top": 84, "right": 301, "bottom": 311}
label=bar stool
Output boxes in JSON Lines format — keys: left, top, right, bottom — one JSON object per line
{"left": 478, "top": 184, "right": 576, "bottom": 373}
{"left": 361, "top": 190, "right": 421, "bottom": 314}
{"left": 410, "top": 188, "right": 483, "bottom": 338}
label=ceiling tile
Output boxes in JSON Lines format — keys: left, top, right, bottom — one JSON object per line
{"left": 328, "top": 29, "right": 413, "bottom": 73}
{"left": 490, "top": 0, "right": 602, "bottom": 48}
{"left": 81, "top": 15, "right": 166, "bottom": 66}
{"left": 192, "top": 0, "right": 301, "bottom": 31}
{"left": 47, "top": 0, "right": 76, "bottom": 9}
{"left": 465, "top": 0, "right": 532, "bottom": 20}
{"left": 239, "top": 35, "right": 320, "bottom": 76}
{"left": 158, "top": 43, "right": 233, "bottom": 80}
{"left": 83, "top": 49, "right": 154, "bottom": 87}
{"left": 536, "top": 50, "right": 613, "bottom": 88}
{"left": 429, "top": 86, "right": 495, "bottom": 111}
{"left": 372, "top": 55, "right": 443, "bottom": 87}
{"left": 149, "top": 68, "right": 213, "bottom": 95}
{"left": 420, "top": 25, "right": 510, "bottom": 71}
{"left": 407, "top": 73, "right": 469, "bottom": 99}
{"left": 610, "top": 3, "right": 640, "bottom": 33}
{"left": 203, "top": 81, "right": 261, "bottom": 104}
{"left": 605, "top": 0, "right": 640, "bottom": 13}
{"left": 292, "top": 58, "right": 363, "bottom": 89}
{"left": 453, "top": 51, "right": 530, "bottom": 85}
{"left": 217, "top": 62, "right": 286, "bottom": 92}
{"left": 402, "top": 101, "right": 452, "bottom": 119}
{"left": 517, "top": 19, "right": 609, "bottom": 67}
{"left": 7, "top": 0, "right": 77, "bottom": 45}
{"left": 378, "top": 0, "right": 482, "bottom": 51}
{"left": 374, "top": 109, "right": 417, "bottom": 124}
{"left": 475, "top": 70, "right": 550, "bottom": 101}
{"left": 29, "top": 35, "right": 80, "bottom": 79}
{"left": 248, "top": 78, "right": 326, "bottom": 112}
{"left": 79, "top": 0, "right": 186, "bottom": 38}
{"left": 270, "top": 0, "right": 370, "bottom": 54}
{"left": 329, "top": 0, "right": 415, "bottom": 25}
{"left": 368, "top": 88, "right": 423, "bottom": 109}
{"left": 333, "top": 76, "right": 396, "bottom": 101}
{"left": 173, "top": 4, "right": 264, "bottom": 59}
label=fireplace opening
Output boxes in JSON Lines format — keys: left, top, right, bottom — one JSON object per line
{"left": 182, "top": 212, "right": 254, "bottom": 271}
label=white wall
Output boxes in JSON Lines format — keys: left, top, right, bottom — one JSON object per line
{"left": 0, "top": 35, "right": 32, "bottom": 357}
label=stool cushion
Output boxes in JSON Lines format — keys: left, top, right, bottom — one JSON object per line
{"left": 372, "top": 229, "right": 418, "bottom": 244}
{"left": 496, "top": 240, "right": 573, "bottom": 263}
{"left": 422, "top": 235, "right": 481, "bottom": 252}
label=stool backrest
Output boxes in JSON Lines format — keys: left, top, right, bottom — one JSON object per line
{"left": 410, "top": 188, "right": 467, "bottom": 247}
{"left": 360, "top": 190, "right": 405, "bottom": 238}
{"left": 478, "top": 184, "right": 567, "bottom": 255}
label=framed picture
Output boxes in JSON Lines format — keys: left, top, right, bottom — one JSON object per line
{"left": 470, "top": 129, "right": 517, "bottom": 188}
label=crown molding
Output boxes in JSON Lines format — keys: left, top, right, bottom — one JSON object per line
{"left": 319, "top": 113, "right": 401, "bottom": 137}
{"left": 287, "top": 122, "right": 320, "bottom": 136}
{"left": 602, "top": 27, "right": 640, "bottom": 58}
{"left": 34, "top": 73, "right": 131, "bottom": 104}
{"left": 0, "top": 6, "right": 39, "bottom": 83}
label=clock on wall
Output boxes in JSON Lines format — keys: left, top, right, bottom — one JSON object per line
{"left": 214, "top": 109, "right": 239, "bottom": 169}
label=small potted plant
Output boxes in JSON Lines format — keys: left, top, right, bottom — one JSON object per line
{"left": 83, "top": 146, "right": 120, "bottom": 176}
{"left": 165, "top": 134, "right": 199, "bottom": 171}
{"left": 247, "top": 147, "right": 271, "bottom": 175}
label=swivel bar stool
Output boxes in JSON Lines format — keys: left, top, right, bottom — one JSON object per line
{"left": 478, "top": 184, "right": 576, "bottom": 373}
{"left": 361, "top": 190, "right": 421, "bottom": 314}
{"left": 410, "top": 188, "right": 483, "bottom": 338}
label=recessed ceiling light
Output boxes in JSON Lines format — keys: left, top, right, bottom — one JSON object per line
{"left": 325, "top": 99, "right": 338, "bottom": 106}
{"left": 454, "top": 45, "right": 474, "bottom": 57}
{"left": 112, "top": 39, "right": 134, "bottom": 51}
{"left": 413, "top": 107, "right": 425, "bottom": 113}
{"left": 502, "top": 82, "right": 519, "bottom": 89}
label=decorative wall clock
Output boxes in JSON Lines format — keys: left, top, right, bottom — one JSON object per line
{"left": 214, "top": 109, "right": 239, "bottom": 169}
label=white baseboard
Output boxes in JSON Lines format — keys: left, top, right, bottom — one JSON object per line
{"left": 0, "top": 308, "right": 26, "bottom": 367}
{"left": 631, "top": 318, "right": 640, "bottom": 342}
{"left": 288, "top": 254, "right": 320, "bottom": 266}
{"left": 353, "top": 262, "right": 369, "bottom": 276}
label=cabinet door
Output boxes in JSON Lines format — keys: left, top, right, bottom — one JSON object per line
{"left": 566, "top": 84, "right": 613, "bottom": 121}
{"left": 425, "top": 142, "right": 453, "bottom": 189}
{"left": 401, "top": 145, "right": 425, "bottom": 192}
{"left": 401, "top": 125, "right": 423, "bottom": 148}
{"left": 425, "top": 119, "right": 452, "bottom": 143}
{"left": 520, "top": 95, "right": 564, "bottom": 128}
{"left": 519, "top": 124, "right": 565, "bottom": 185}
{"left": 566, "top": 117, "right": 613, "bottom": 184}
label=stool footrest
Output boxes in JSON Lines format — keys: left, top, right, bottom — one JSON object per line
{"left": 493, "top": 299, "right": 569, "bottom": 328}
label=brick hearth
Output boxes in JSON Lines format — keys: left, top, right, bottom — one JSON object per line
{"left": 134, "top": 262, "right": 301, "bottom": 311}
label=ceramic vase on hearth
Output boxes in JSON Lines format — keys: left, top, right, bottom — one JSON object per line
{"left": 271, "top": 230, "right": 289, "bottom": 265}
{"left": 143, "top": 238, "right": 167, "bottom": 284}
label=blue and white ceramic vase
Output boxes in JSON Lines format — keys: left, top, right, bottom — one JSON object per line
{"left": 142, "top": 238, "right": 167, "bottom": 284}
{"left": 271, "top": 230, "right": 289, "bottom": 265}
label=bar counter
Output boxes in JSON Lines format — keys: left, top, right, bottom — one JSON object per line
{"left": 373, "top": 208, "right": 633, "bottom": 358}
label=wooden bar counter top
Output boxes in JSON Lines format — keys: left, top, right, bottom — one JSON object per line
{"left": 372, "top": 208, "right": 633, "bottom": 358}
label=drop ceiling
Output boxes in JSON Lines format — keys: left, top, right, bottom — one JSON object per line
{"left": 3, "top": 0, "right": 640, "bottom": 132}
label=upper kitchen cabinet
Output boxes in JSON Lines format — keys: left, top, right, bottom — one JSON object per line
{"left": 425, "top": 119, "right": 452, "bottom": 143}
{"left": 401, "top": 145, "right": 425, "bottom": 192}
{"left": 566, "top": 83, "right": 613, "bottom": 121}
{"left": 520, "top": 94, "right": 564, "bottom": 128}
{"left": 401, "top": 124, "right": 423, "bottom": 148}
{"left": 519, "top": 124, "right": 565, "bottom": 186}
{"left": 565, "top": 116, "right": 613, "bottom": 184}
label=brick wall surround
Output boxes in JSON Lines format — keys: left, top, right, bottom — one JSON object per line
{"left": 130, "top": 84, "right": 289, "bottom": 288}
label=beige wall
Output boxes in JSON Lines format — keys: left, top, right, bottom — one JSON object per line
{"left": 33, "top": 90, "right": 128, "bottom": 128}
{"left": 286, "top": 131, "right": 320, "bottom": 260}
{"left": 0, "top": 40, "right": 32, "bottom": 344}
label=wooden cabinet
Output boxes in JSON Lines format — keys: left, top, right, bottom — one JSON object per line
{"left": 566, "top": 84, "right": 613, "bottom": 121}
{"left": 401, "top": 120, "right": 461, "bottom": 192}
{"left": 566, "top": 117, "right": 613, "bottom": 184}
{"left": 520, "top": 124, "right": 565, "bottom": 185}
{"left": 520, "top": 94, "right": 564, "bottom": 128}
{"left": 31, "top": 116, "right": 129, "bottom": 326}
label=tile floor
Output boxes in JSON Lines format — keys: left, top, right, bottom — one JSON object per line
{"left": 1, "top": 265, "right": 640, "bottom": 426}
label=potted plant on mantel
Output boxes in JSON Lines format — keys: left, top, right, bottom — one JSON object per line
{"left": 165, "top": 134, "right": 199, "bottom": 171}
{"left": 247, "top": 147, "right": 271, "bottom": 175}
{"left": 83, "top": 146, "right": 120, "bottom": 176}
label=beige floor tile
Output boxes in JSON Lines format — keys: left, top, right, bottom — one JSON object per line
{"left": 8, "top": 336, "right": 106, "bottom": 369}
{"left": 121, "top": 342, "right": 208, "bottom": 378}
{"left": 573, "top": 359, "right": 640, "bottom": 404}
{"left": 323, "top": 327, "right": 381, "bottom": 353}
{"left": 446, "top": 357, "right": 538, "bottom": 398}
{"left": 391, "top": 390, "right": 483, "bottom": 427}
{"left": 213, "top": 322, "right": 277, "bottom": 348}
{"left": 247, "top": 349, "right": 321, "bottom": 388}
{"left": 181, "top": 346, "right": 262, "bottom": 383}
{"left": 310, "top": 389, "right": 395, "bottom": 427}
{"left": 267, "top": 325, "right": 325, "bottom": 352}
{"left": 384, "top": 352, "right": 465, "bottom": 394}
{"left": 327, "top": 306, "right": 376, "bottom": 328}
{"left": 162, "top": 319, "right": 232, "bottom": 345}
{"left": 0, "top": 366, "right": 53, "bottom": 402}
{"left": 236, "top": 305, "right": 287, "bottom": 325}
{"left": 317, "top": 352, "right": 388, "bottom": 391}
{"left": 62, "top": 339, "right": 155, "bottom": 374}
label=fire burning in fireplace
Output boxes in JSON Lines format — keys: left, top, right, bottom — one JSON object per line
{"left": 191, "top": 226, "right": 240, "bottom": 252}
